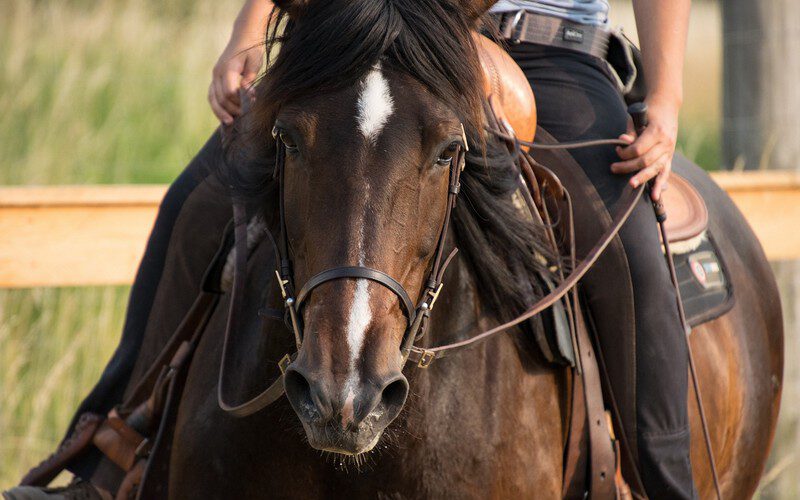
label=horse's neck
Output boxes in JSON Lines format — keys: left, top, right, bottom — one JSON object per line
{"left": 396, "top": 255, "right": 567, "bottom": 489}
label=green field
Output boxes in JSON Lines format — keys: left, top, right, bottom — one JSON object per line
{"left": 0, "top": 0, "right": 239, "bottom": 485}
{"left": 1, "top": 0, "right": 788, "bottom": 495}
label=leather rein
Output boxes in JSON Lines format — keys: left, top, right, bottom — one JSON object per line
{"left": 216, "top": 120, "right": 644, "bottom": 418}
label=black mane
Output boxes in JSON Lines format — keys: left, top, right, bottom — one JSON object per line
{"left": 255, "top": 0, "right": 486, "bottom": 135}
{"left": 226, "top": 0, "right": 555, "bottom": 323}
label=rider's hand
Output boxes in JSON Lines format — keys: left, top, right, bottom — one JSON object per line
{"left": 611, "top": 97, "right": 681, "bottom": 201}
{"left": 209, "top": 28, "right": 265, "bottom": 125}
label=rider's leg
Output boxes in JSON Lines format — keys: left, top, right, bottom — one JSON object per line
{"left": 509, "top": 43, "right": 697, "bottom": 499}
{"left": 64, "top": 130, "right": 227, "bottom": 479}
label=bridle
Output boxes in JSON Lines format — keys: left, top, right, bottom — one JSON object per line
{"left": 217, "top": 118, "right": 645, "bottom": 418}
{"left": 217, "top": 123, "right": 468, "bottom": 417}
{"left": 270, "top": 123, "right": 466, "bottom": 360}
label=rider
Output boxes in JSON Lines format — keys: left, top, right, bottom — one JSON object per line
{"left": 488, "top": 1, "right": 695, "bottom": 498}
{"left": 43, "top": 0, "right": 693, "bottom": 498}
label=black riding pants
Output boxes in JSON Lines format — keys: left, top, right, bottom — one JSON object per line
{"left": 65, "top": 132, "right": 220, "bottom": 479}
{"left": 508, "top": 42, "right": 696, "bottom": 499}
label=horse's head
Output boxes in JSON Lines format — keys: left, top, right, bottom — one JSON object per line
{"left": 235, "top": 0, "right": 547, "bottom": 457}
{"left": 276, "top": 68, "right": 462, "bottom": 455}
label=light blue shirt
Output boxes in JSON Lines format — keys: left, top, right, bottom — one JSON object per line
{"left": 491, "top": 0, "right": 610, "bottom": 26}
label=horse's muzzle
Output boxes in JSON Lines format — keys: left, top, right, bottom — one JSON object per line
{"left": 283, "top": 364, "right": 409, "bottom": 455}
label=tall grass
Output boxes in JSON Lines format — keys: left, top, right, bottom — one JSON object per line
{"left": 0, "top": 0, "right": 237, "bottom": 185}
{"left": 0, "top": 0, "right": 239, "bottom": 486}
{"left": 0, "top": 288, "right": 128, "bottom": 484}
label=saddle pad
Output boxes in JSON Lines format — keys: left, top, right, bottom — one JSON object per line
{"left": 669, "top": 232, "right": 734, "bottom": 327}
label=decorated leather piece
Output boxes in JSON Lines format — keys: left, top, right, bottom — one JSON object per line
{"left": 667, "top": 233, "right": 734, "bottom": 327}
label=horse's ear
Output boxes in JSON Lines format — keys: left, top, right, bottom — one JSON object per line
{"left": 273, "top": 0, "right": 310, "bottom": 18}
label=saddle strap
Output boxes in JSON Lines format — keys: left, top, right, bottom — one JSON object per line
{"left": 561, "top": 369, "right": 588, "bottom": 498}
{"left": 92, "top": 409, "right": 149, "bottom": 473}
{"left": 573, "top": 297, "right": 617, "bottom": 498}
{"left": 562, "top": 165, "right": 618, "bottom": 499}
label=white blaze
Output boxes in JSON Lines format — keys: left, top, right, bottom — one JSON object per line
{"left": 356, "top": 66, "right": 394, "bottom": 144}
{"left": 342, "top": 197, "right": 371, "bottom": 412}
{"left": 346, "top": 278, "right": 371, "bottom": 373}
{"left": 341, "top": 66, "right": 390, "bottom": 416}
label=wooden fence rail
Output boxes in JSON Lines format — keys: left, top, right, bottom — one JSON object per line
{"left": 1, "top": 171, "right": 799, "bottom": 288}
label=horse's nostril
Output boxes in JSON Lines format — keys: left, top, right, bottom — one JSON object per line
{"left": 284, "top": 368, "right": 321, "bottom": 421}
{"left": 380, "top": 376, "right": 409, "bottom": 412}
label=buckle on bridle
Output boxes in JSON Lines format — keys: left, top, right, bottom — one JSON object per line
{"left": 500, "top": 10, "right": 526, "bottom": 44}
{"left": 417, "top": 349, "right": 436, "bottom": 368}
{"left": 278, "top": 353, "right": 292, "bottom": 374}
{"left": 275, "top": 270, "right": 290, "bottom": 299}
{"left": 135, "top": 438, "right": 152, "bottom": 460}
{"left": 427, "top": 283, "right": 444, "bottom": 310}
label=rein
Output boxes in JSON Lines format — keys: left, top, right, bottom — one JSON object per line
{"left": 406, "top": 177, "right": 643, "bottom": 365}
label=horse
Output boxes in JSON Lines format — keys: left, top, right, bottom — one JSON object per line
{"left": 26, "top": 0, "right": 781, "bottom": 498}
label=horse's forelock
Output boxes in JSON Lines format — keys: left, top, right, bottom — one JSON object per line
{"left": 253, "top": 0, "right": 484, "bottom": 137}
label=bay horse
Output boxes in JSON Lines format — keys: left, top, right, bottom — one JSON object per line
{"left": 55, "top": 0, "right": 781, "bottom": 498}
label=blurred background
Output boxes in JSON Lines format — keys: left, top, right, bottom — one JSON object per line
{"left": 0, "top": 0, "right": 797, "bottom": 497}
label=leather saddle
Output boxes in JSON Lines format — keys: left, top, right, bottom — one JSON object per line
{"left": 475, "top": 34, "right": 708, "bottom": 246}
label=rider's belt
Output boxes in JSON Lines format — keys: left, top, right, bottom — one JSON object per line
{"left": 492, "top": 10, "right": 611, "bottom": 60}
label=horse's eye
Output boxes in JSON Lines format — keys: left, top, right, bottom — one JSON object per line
{"left": 436, "top": 142, "right": 459, "bottom": 166}
{"left": 279, "top": 132, "right": 299, "bottom": 153}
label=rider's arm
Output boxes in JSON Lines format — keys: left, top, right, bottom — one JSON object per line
{"left": 209, "top": 0, "right": 275, "bottom": 125}
{"left": 611, "top": 0, "right": 691, "bottom": 201}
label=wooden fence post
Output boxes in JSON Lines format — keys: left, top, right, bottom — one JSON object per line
{"left": 722, "top": 1, "right": 800, "bottom": 497}
{"left": 722, "top": 0, "right": 800, "bottom": 170}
